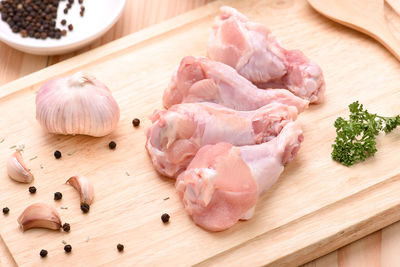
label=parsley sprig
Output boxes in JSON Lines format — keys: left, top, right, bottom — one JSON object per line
{"left": 332, "top": 101, "right": 400, "bottom": 166}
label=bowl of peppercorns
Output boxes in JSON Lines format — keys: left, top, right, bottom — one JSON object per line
{"left": 0, "top": 0, "right": 126, "bottom": 55}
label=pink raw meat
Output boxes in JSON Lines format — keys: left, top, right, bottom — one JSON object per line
{"left": 176, "top": 121, "right": 304, "bottom": 231}
{"left": 163, "top": 56, "right": 309, "bottom": 112}
{"left": 146, "top": 102, "right": 297, "bottom": 177}
{"left": 208, "top": 6, "right": 325, "bottom": 103}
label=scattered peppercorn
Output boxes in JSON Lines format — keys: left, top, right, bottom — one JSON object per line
{"left": 108, "top": 141, "right": 117, "bottom": 150}
{"left": 80, "top": 203, "right": 90, "bottom": 213}
{"left": 29, "top": 186, "right": 37, "bottom": 194}
{"left": 64, "top": 244, "right": 72, "bottom": 253}
{"left": 68, "top": 24, "right": 73, "bottom": 31}
{"left": 61, "top": 29, "right": 67, "bottom": 36}
{"left": 117, "top": 243, "right": 124, "bottom": 252}
{"left": 40, "top": 249, "right": 48, "bottom": 258}
{"left": 2, "top": 207, "right": 9, "bottom": 215}
{"left": 61, "top": 19, "right": 66, "bottom": 26}
{"left": 161, "top": 213, "right": 170, "bottom": 223}
{"left": 62, "top": 223, "right": 70, "bottom": 232}
{"left": 54, "top": 192, "right": 63, "bottom": 200}
{"left": 63, "top": 8, "right": 68, "bottom": 14}
{"left": 54, "top": 150, "right": 62, "bottom": 159}
{"left": 132, "top": 118, "right": 140, "bottom": 127}
{"left": 79, "top": 0, "right": 84, "bottom": 4}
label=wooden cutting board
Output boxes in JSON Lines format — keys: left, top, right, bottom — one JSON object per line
{"left": 2, "top": 0, "right": 400, "bottom": 266}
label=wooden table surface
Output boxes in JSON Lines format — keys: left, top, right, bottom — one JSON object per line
{"left": 0, "top": 0, "right": 399, "bottom": 266}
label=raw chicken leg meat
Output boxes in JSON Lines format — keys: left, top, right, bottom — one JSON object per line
{"left": 175, "top": 121, "right": 303, "bottom": 231}
{"left": 146, "top": 102, "right": 298, "bottom": 177}
{"left": 207, "top": 6, "right": 325, "bottom": 103}
{"left": 163, "top": 56, "right": 309, "bottom": 112}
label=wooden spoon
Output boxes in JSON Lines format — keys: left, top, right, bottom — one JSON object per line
{"left": 307, "top": 0, "right": 400, "bottom": 61}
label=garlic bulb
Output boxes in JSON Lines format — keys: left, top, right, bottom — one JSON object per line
{"left": 18, "top": 203, "right": 62, "bottom": 231}
{"left": 7, "top": 151, "right": 34, "bottom": 183}
{"left": 36, "top": 72, "right": 120, "bottom": 137}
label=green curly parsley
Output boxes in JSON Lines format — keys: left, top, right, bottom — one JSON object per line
{"left": 332, "top": 101, "right": 400, "bottom": 166}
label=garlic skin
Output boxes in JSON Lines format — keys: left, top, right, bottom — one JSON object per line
{"left": 18, "top": 203, "right": 62, "bottom": 231}
{"left": 7, "top": 151, "right": 34, "bottom": 183}
{"left": 36, "top": 72, "right": 120, "bottom": 137}
{"left": 66, "top": 175, "right": 94, "bottom": 205}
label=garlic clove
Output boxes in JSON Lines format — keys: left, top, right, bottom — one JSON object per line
{"left": 66, "top": 175, "right": 94, "bottom": 205}
{"left": 7, "top": 151, "right": 34, "bottom": 183}
{"left": 36, "top": 71, "right": 120, "bottom": 137}
{"left": 18, "top": 203, "right": 62, "bottom": 231}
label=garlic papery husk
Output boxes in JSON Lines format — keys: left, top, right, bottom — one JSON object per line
{"left": 36, "top": 71, "right": 120, "bottom": 137}
{"left": 7, "top": 151, "right": 34, "bottom": 183}
{"left": 18, "top": 203, "right": 62, "bottom": 231}
{"left": 66, "top": 176, "right": 94, "bottom": 205}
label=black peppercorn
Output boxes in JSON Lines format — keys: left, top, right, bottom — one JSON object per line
{"left": 40, "top": 32, "right": 47, "bottom": 40}
{"left": 80, "top": 203, "right": 90, "bottom": 213}
{"left": 40, "top": 249, "right": 48, "bottom": 258}
{"left": 108, "top": 141, "right": 116, "bottom": 150}
{"left": 68, "top": 24, "right": 73, "bottom": 31}
{"left": 61, "top": 19, "right": 66, "bottom": 26}
{"left": 2, "top": 0, "right": 68, "bottom": 40}
{"left": 29, "top": 186, "right": 37, "bottom": 194}
{"left": 54, "top": 192, "right": 62, "bottom": 200}
{"left": 54, "top": 150, "right": 62, "bottom": 159}
{"left": 2, "top": 207, "right": 9, "bottom": 215}
{"left": 161, "top": 213, "right": 170, "bottom": 223}
{"left": 117, "top": 243, "right": 124, "bottom": 252}
{"left": 64, "top": 244, "right": 72, "bottom": 253}
{"left": 132, "top": 118, "right": 140, "bottom": 127}
{"left": 20, "top": 29, "right": 28, "bottom": 38}
{"left": 79, "top": 0, "right": 84, "bottom": 4}
{"left": 62, "top": 223, "right": 70, "bottom": 232}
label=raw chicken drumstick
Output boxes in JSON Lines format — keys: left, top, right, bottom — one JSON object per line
{"left": 146, "top": 102, "right": 298, "bottom": 177}
{"left": 207, "top": 6, "right": 325, "bottom": 103}
{"left": 176, "top": 121, "right": 303, "bottom": 231}
{"left": 163, "top": 56, "right": 309, "bottom": 112}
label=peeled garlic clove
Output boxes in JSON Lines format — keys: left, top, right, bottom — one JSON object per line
{"left": 36, "top": 71, "right": 120, "bottom": 137}
{"left": 66, "top": 175, "right": 94, "bottom": 205}
{"left": 18, "top": 203, "right": 62, "bottom": 231}
{"left": 7, "top": 151, "right": 34, "bottom": 183}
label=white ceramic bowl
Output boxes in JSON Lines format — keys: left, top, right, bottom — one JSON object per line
{"left": 0, "top": 0, "right": 126, "bottom": 55}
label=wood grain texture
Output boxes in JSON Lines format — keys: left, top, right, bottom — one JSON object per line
{"left": 2, "top": 0, "right": 400, "bottom": 266}
{"left": 0, "top": 0, "right": 213, "bottom": 266}
{"left": 0, "top": 0, "right": 212, "bottom": 86}
{"left": 307, "top": 0, "right": 400, "bottom": 62}
{"left": 0, "top": 42, "right": 47, "bottom": 86}
{"left": 47, "top": 0, "right": 212, "bottom": 65}
{"left": 1, "top": 0, "right": 400, "bottom": 265}
{"left": 0, "top": 236, "right": 17, "bottom": 267}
